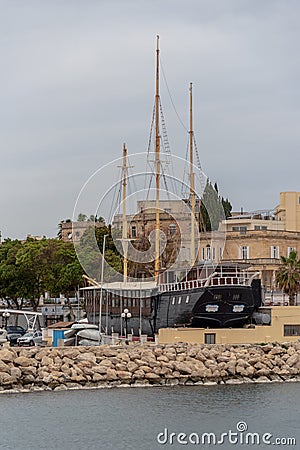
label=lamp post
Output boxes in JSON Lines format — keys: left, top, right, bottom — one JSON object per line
{"left": 99, "top": 234, "right": 108, "bottom": 339}
{"left": 121, "top": 308, "right": 131, "bottom": 341}
{"left": 2, "top": 310, "right": 10, "bottom": 330}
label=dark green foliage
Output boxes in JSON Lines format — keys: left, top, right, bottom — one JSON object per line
{"left": 76, "top": 225, "right": 123, "bottom": 282}
{"left": 200, "top": 180, "right": 232, "bottom": 231}
{"left": 0, "top": 238, "right": 84, "bottom": 310}
{"left": 276, "top": 251, "right": 300, "bottom": 306}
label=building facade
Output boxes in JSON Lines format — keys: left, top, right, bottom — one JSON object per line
{"left": 199, "top": 192, "right": 300, "bottom": 293}
{"left": 61, "top": 220, "right": 104, "bottom": 243}
{"left": 112, "top": 192, "right": 300, "bottom": 292}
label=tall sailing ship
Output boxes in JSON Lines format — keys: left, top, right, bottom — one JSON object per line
{"left": 82, "top": 37, "right": 263, "bottom": 337}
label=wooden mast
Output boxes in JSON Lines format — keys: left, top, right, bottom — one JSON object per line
{"left": 155, "top": 35, "right": 160, "bottom": 281}
{"left": 122, "top": 143, "right": 128, "bottom": 283}
{"left": 189, "top": 82, "right": 196, "bottom": 265}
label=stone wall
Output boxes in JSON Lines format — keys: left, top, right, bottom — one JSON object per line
{"left": 1, "top": 342, "right": 300, "bottom": 393}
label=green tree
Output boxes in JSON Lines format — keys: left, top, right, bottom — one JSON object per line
{"left": 222, "top": 197, "right": 232, "bottom": 219}
{"left": 77, "top": 225, "right": 123, "bottom": 282}
{"left": 200, "top": 180, "right": 230, "bottom": 231}
{"left": 77, "top": 213, "right": 87, "bottom": 222}
{"left": 57, "top": 221, "right": 63, "bottom": 239}
{"left": 276, "top": 251, "right": 300, "bottom": 306}
{"left": 0, "top": 237, "right": 84, "bottom": 312}
{"left": 15, "top": 238, "right": 51, "bottom": 310}
{"left": 0, "top": 239, "right": 26, "bottom": 311}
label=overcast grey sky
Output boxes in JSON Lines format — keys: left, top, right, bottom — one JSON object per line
{"left": 1, "top": 0, "right": 299, "bottom": 239}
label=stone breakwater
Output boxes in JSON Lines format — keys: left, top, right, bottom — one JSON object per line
{"left": 1, "top": 342, "right": 300, "bottom": 393}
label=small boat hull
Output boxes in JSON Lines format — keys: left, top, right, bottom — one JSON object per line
{"left": 64, "top": 337, "right": 76, "bottom": 346}
{"left": 77, "top": 329, "right": 101, "bottom": 341}
{"left": 71, "top": 323, "right": 98, "bottom": 330}
{"left": 64, "top": 328, "right": 77, "bottom": 339}
{"left": 78, "top": 338, "right": 100, "bottom": 346}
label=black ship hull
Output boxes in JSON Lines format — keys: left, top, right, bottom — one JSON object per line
{"left": 83, "top": 278, "right": 262, "bottom": 336}
{"left": 153, "top": 280, "right": 261, "bottom": 331}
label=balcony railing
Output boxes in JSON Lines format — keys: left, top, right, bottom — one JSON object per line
{"left": 157, "top": 271, "right": 257, "bottom": 293}
{"left": 222, "top": 258, "right": 281, "bottom": 266}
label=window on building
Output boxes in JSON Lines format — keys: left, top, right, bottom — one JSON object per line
{"left": 270, "top": 246, "right": 279, "bottom": 259}
{"left": 202, "top": 248, "right": 205, "bottom": 260}
{"left": 185, "top": 296, "right": 190, "bottom": 304}
{"left": 284, "top": 325, "right": 300, "bottom": 336}
{"left": 181, "top": 247, "right": 186, "bottom": 261}
{"left": 287, "top": 247, "right": 296, "bottom": 257}
{"left": 206, "top": 246, "right": 211, "bottom": 260}
{"left": 172, "top": 297, "right": 175, "bottom": 305}
{"left": 168, "top": 223, "right": 177, "bottom": 236}
{"left": 204, "top": 333, "right": 216, "bottom": 344}
{"left": 232, "top": 226, "right": 247, "bottom": 233}
{"left": 131, "top": 226, "right": 137, "bottom": 238}
{"left": 240, "top": 246, "right": 249, "bottom": 260}
{"left": 178, "top": 297, "right": 182, "bottom": 305}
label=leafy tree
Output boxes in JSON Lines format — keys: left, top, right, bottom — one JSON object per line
{"left": 0, "top": 239, "right": 26, "bottom": 311}
{"left": 77, "top": 213, "right": 87, "bottom": 222}
{"left": 276, "top": 251, "right": 300, "bottom": 306}
{"left": 222, "top": 197, "right": 232, "bottom": 219}
{"left": 15, "top": 238, "right": 51, "bottom": 310}
{"left": 96, "top": 216, "right": 105, "bottom": 224}
{"left": 57, "top": 221, "right": 63, "bottom": 240}
{"left": 77, "top": 225, "right": 123, "bottom": 282}
{"left": 200, "top": 180, "right": 229, "bottom": 231}
{"left": 0, "top": 238, "right": 84, "bottom": 311}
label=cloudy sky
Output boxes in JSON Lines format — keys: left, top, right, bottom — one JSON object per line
{"left": 1, "top": 0, "right": 299, "bottom": 239}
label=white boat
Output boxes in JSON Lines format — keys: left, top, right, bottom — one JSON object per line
{"left": 77, "top": 329, "right": 101, "bottom": 341}
{"left": 64, "top": 328, "right": 77, "bottom": 339}
{"left": 63, "top": 337, "right": 76, "bottom": 346}
{"left": 78, "top": 338, "right": 100, "bottom": 346}
{"left": 70, "top": 323, "right": 98, "bottom": 330}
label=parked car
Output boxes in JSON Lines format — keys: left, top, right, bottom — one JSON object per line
{"left": 7, "top": 326, "right": 26, "bottom": 335}
{"left": 6, "top": 326, "right": 27, "bottom": 346}
{"left": 17, "top": 330, "right": 42, "bottom": 347}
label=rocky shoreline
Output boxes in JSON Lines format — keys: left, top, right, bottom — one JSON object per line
{"left": 1, "top": 342, "right": 300, "bottom": 394}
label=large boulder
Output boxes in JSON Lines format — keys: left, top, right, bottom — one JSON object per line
{"left": 76, "top": 352, "right": 96, "bottom": 364}
{"left": 286, "top": 354, "right": 299, "bottom": 367}
{"left": 0, "top": 348, "right": 16, "bottom": 363}
{"left": 0, "top": 360, "right": 12, "bottom": 374}
{"left": 116, "top": 371, "right": 132, "bottom": 381}
{"left": 0, "top": 372, "right": 17, "bottom": 385}
{"left": 14, "top": 356, "right": 35, "bottom": 367}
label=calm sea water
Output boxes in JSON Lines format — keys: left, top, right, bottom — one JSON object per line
{"left": 1, "top": 383, "right": 299, "bottom": 450}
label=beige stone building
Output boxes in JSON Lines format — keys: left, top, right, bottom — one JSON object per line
{"left": 158, "top": 306, "right": 300, "bottom": 345}
{"left": 112, "top": 199, "right": 194, "bottom": 270}
{"left": 112, "top": 192, "right": 300, "bottom": 292}
{"left": 61, "top": 220, "right": 104, "bottom": 243}
{"left": 199, "top": 192, "right": 300, "bottom": 293}
{"left": 274, "top": 191, "right": 300, "bottom": 231}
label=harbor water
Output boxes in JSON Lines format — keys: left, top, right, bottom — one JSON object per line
{"left": 1, "top": 382, "right": 299, "bottom": 449}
